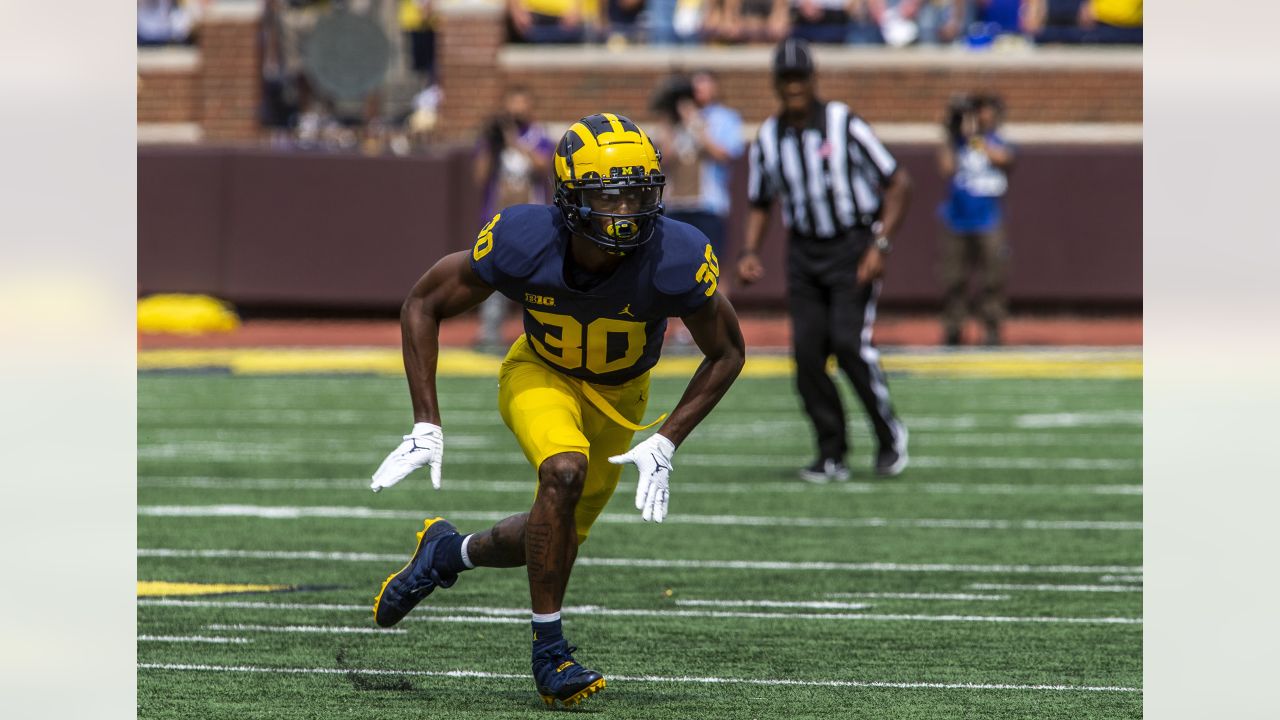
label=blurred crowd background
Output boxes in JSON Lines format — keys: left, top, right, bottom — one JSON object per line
{"left": 138, "top": 0, "right": 1140, "bottom": 155}
{"left": 137, "top": 0, "right": 1141, "bottom": 344}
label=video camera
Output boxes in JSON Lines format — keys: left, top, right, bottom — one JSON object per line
{"left": 945, "top": 93, "right": 978, "bottom": 146}
{"left": 946, "top": 92, "right": 1006, "bottom": 145}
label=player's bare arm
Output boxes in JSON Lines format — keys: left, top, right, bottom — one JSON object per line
{"left": 609, "top": 293, "right": 745, "bottom": 522}
{"left": 401, "top": 251, "right": 493, "bottom": 424}
{"left": 370, "top": 252, "right": 492, "bottom": 492}
{"left": 655, "top": 293, "right": 746, "bottom": 446}
{"left": 858, "top": 168, "right": 912, "bottom": 284}
{"left": 737, "top": 205, "right": 771, "bottom": 285}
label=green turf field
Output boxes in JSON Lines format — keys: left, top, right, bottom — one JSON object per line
{"left": 137, "top": 363, "right": 1142, "bottom": 718}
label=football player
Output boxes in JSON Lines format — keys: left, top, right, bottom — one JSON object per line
{"left": 369, "top": 113, "right": 746, "bottom": 707}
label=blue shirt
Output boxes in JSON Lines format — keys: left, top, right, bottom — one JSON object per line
{"left": 699, "top": 104, "right": 745, "bottom": 217}
{"left": 469, "top": 204, "right": 720, "bottom": 385}
{"left": 979, "top": 0, "right": 1023, "bottom": 33}
{"left": 940, "top": 133, "right": 1010, "bottom": 233}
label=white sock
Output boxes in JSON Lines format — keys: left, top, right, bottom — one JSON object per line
{"left": 531, "top": 611, "right": 561, "bottom": 623}
{"left": 459, "top": 534, "right": 476, "bottom": 569}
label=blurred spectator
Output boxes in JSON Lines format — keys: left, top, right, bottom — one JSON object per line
{"left": 508, "top": 0, "right": 588, "bottom": 43}
{"left": 844, "top": 0, "right": 885, "bottom": 44}
{"left": 788, "top": 0, "right": 856, "bottom": 43}
{"left": 650, "top": 70, "right": 744, "bottom": 261}
{"left": 259, "top": 0, "right": 296, "bottom": 144}
{"left": 138, "top": 0, "right": 208, "bottom": 46}
{"left": 1023, "top": 0, "right": 1141, "bottom": 43}
{"left": 939, "top": 0, "right": 1026, "bottom": 43}
{"left": 388, "top": 81, "right": 444, "bottom": 155}
{"left": 650, "top": 0, "right": 713, "bottom": 44}
{"left": 867, "top": 0, "right": 952, "bottom": 45}
{"left": 399, "top": 0, "right": 438, "bottom": 83}
{"left": 601, "top": 0, "right": 648, "bottom": 43}
{"left": 718, "top": 0, "right": 788, "bottom": 43}
{"left": 937, "top": 92, "right": 1014, "bottom": 346}
{"left": 270, "top": 0, "right": 328, "bottom": 144}
{"left": 472, "top": 87, "right": 556, "bottom": 350}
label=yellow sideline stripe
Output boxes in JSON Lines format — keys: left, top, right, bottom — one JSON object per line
{"left": 137, "top": 581, "right": 293, "bottom": 597}
{"left": 137, "top": 348, "right": 1141, "bottom": 379}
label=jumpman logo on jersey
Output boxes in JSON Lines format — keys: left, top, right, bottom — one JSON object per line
{"left": 619, "top": 304, "right": 634, "bottom": 317}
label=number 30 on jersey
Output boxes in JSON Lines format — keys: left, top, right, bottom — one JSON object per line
{"left": 527, "top": 309, "right": 646, "bottom": 375}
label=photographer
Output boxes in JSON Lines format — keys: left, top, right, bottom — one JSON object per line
{"left": 937, "top": 92, "right": 1014, "bottom": 346}
{"left": 649, "top": 70, "right": 743, "bottom": 263}
{"left": 471, "top": 86, "right": 555, "bottom": 351}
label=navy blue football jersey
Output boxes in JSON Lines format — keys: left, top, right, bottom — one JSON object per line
{"left": 469, "top": 204, "right": 720, "bottom": 385}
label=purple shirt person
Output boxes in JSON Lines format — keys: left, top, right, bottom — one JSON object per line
{"left": 474, "top": 87, "right": 556, "bottom": 222}
{"left": 472, "top": 86, "right": 556, "bottom": 350}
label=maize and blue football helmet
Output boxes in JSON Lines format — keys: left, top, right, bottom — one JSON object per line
{"left": 553, "top": 113, "right": 666, "bottom": 255}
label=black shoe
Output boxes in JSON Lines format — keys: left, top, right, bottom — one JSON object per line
{"left": 875, "top": 426, "right": 910, "bottom": 477}
{"left": 799, "top": 458, "right": 850, "bottom": 484}
{"left": 533, "top": 639, "right": 606, "bottom": 708}
{"left": 372, "top": 517, "right": 460, "bottom": 627}
{"left": 943, "top": 329, "right": 962, "bottom": 347}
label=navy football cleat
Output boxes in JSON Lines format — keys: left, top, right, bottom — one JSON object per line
{"left": 533, "top": 639, "right": 606, "bottom": 708}
{"left": 372, "top": 517, "right": 460, "bottom": 627}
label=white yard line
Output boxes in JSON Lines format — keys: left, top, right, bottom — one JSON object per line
{"left": 826, "top": 592, "right": 1009, "bottom": 601}
{"left": 137, "top": 548, "right": 1143, "bottom": 574}
{"left": 138, "top": 407, "right": 1142, "bottom": 427}
{"left": 903, "top": 457, "right": 1139, "bottom": 471}
{"left": 1099, "top": 574, "right": 1144, "bottom": 583}
{"left": 969, "top": 583, "right": 1143, "bottom": 593}
{"left": 138, "top": 599, "right": 1140, "bottom": 626}
{"left": 137, "top": 635, "right": 251, "bottom": 644}
{"left": 142, "top": 599, "right": 369, "bottom": 611}
{"left": 138, "top": 476, "right": 1143, "bottom": 497}
{"left": 206, "top": 623, "right": 406, "bottom": 635}
{"left": 136, "top": 662, "right": 1141, "bottom": 693}
{"left": 137, "top": 505, "right": 1141, "bottom": 531}
{"left": 1014, "top": 411, "right": 1143, "bottom": 428}
{"left": 675, "top": 599, "right": 873, "bottom": 610}
{"left": 404, "top": 615, "right": 527, "bottom": 624}
{"left": 138, "top": 444, "right": 1141, "bottom": 471}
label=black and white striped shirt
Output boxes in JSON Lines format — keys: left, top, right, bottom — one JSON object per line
{"left": 747, "top": 101, "right": 898, "bottom": 238}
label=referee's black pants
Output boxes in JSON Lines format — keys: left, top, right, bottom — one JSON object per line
{"left": 786, "top": 231, "right": 904, "bottom": 462}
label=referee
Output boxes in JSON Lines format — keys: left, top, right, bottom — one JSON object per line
{"left": 737, "top": 38, "right": 911, "bottom": 481}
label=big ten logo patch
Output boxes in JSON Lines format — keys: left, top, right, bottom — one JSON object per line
{"left": 473, "top": 213, "right": 500, "bottom": 261}
{"left": 695, "top": 243, "right": 720, "bottom": 297}
{"left": 524, "top": 293, "right": 556, "bottom": 307}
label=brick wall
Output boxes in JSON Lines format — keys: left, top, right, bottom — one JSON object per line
{"left": 499, "top": 58, "right": 1142, "bottom": 128}
{"left": 199, "top": 14, "right": 262, "bottom": 142}
{"left": 137, "top": 68, "right": 200, "bottom": 124}
{"left": 436, "top": 6, "right": 507, "bottom": 142}
{"left": 137, "top": 1, "right": 262, "bottom": 142}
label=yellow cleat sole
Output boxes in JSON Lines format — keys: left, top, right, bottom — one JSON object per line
{"left": 540, "top": 678, "right": 606, "bottom": 708}
{"left": 371, "top": 517, "right": 445, "bottom": 626}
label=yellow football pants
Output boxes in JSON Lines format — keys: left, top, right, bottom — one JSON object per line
{"left": 497, "top": 335, "right": 653, "bottom": 543}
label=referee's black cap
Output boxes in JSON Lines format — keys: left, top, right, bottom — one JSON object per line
{"left": 773, "top": 38, "right": 815, "bottom": 79}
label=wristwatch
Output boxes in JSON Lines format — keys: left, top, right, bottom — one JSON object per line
{"left": 871, "top": 222, "right": 891, "bottom": 254}
{"left": 870, "top": 221, "right": 890, "bottom": 254}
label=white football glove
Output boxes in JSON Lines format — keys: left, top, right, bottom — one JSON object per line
{"left": 371, "top": 422, "right": 443, "bottom": 492}
{"left": 608, "top": 433, "right": 676, "bottom": 523}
